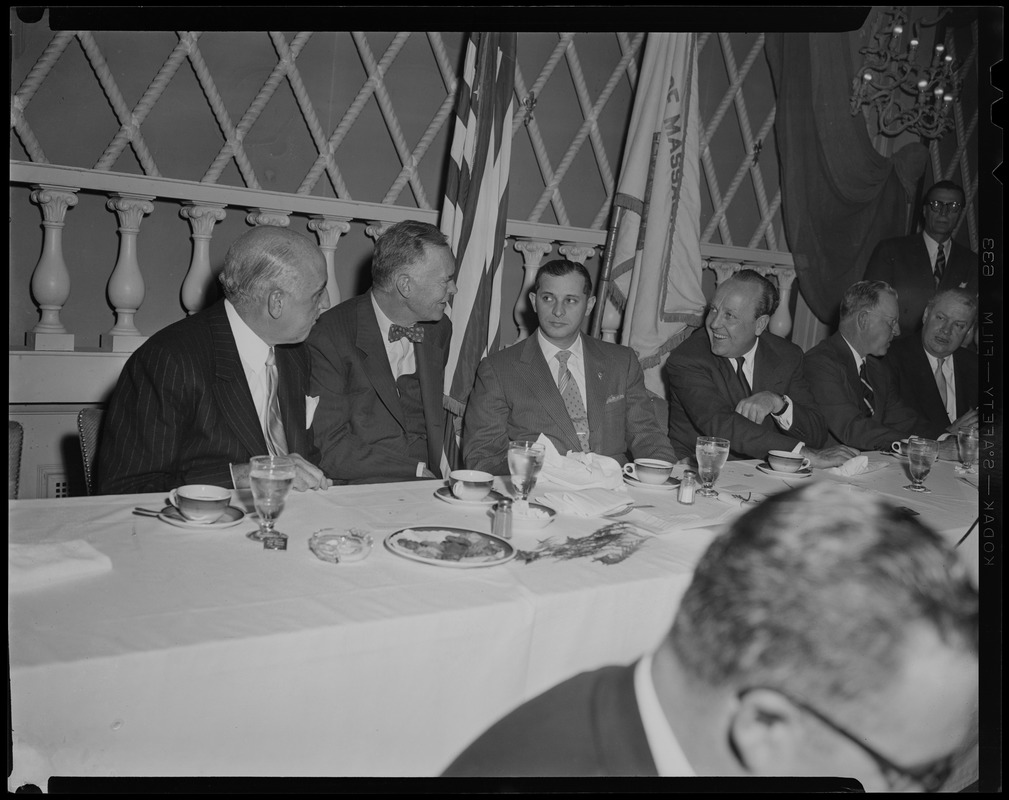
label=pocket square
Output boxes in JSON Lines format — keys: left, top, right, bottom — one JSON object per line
{"left": 306, "top": 395, "right": 320, "bottom": 429}
{"left": 605, "top": 393, "right": 625, "bottom": 404}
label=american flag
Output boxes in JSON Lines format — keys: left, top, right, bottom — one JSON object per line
{"left": 439, "top": 33, "right": 517, "bottom": 475}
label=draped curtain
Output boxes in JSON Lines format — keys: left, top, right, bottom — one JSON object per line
{"left": 766, "top": 32, "right": 928, "bottom": 327}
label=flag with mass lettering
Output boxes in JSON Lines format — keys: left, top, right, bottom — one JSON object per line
{"left": 439, "top": 32, "right": 517, "bottom": 476}
{"left": 608, "top": 32, "right": 705, "bottom": 399}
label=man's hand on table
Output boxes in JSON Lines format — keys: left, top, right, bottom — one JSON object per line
{"left": 232, "top": 454, "right": 333, "bottom": 492}
{"left": 800, "top": 445, "right": 860, "bottom": 469}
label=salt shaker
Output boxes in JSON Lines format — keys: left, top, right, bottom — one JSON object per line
{"left": 491, "top": 498, "right": 514, "bottom": 540}
{"left": 678, "top": 470, "right": 697, "bottom": 505}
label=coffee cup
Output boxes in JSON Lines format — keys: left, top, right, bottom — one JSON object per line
{"left": 891, "top": 438, "right": 911, "bottom": 455}
{"left": 169, "top": 484, "right": 233, "bottom": 523}
{"left": 449, "top": 470, "right": 494, "bottom": 501}
{"left": 622, "top": 458, "right": 674, "bottom": 485}
{"left": 766, "top": 450, "right": 811, "bottom": 473}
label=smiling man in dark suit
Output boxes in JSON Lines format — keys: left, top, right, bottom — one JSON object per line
{"left": 664, "top": 270, "right": 852, "bottom": 467}
{"left": 462, "top": 259, "right": 675, "bottom": 474}
{"left": 99, "top": 225, "right": 332, "bottom": 494}
{"left": 884, "top": 288, "right": 978, "bottom": 439}
{"left": 307, "top": 220, "right": 456, "bottom": 484}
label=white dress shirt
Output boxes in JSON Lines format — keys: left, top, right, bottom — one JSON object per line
{"left": 634, "top": 653, "right": 696, "bottom": 777}
{"left": 925, "top": 350, "right": 957, "bottom": 422}
{"left": 371, "top": 293, "right": 417, "bottom": 382}
{"left": 923, "top": 231, "right": 950, "bottom": 273}
{"left": 734, "top": 339, "right": 795, "bottom": 430}
{"left": 225, "top": 299, "right": 274, "bottom": 442}
{"left": 538, "top": 330, "right": 588, "bottom": 409}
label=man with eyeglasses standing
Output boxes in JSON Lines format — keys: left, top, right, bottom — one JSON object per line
{"left": 864, "top": 180, "right": 978, "bottom": 335}
{"left": 443, "top": 481, "right": 979, "bottom": 791}
{"left": 803, "top": 281, "right": 957, "bottom": 459}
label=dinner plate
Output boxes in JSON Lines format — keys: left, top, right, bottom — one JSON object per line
{"left": 757, "top": 462, "right": 812, "bottom": 479}
{"left": 433, "top": 486, "right": 507, "bottom": 507}
{"left": 384, "top": 526, "right": 515, "bottom": 568}
{"left": 622, "top": 474, "right": 681, "bottom": 491}
{"left": 156, "top": 505, "right": 247, "bottom": 529}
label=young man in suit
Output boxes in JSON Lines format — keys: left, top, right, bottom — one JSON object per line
{"left": 307, "top": 220, "right": 456, "bottom": 483}
{"left": 443, "top": 482, "right": 979, "bottom": 787}
{"left": 462, "top": 259, "right": 675, "bottom": 474}
{"left": 885, "top": 288, "right": 978, "bottom": 439}
{"left": 664, "top": 270, "right": 853, "bottom": 467}
{"left": 863, "top": 181, "right": 978, "bottom": 335}
{"left": 99, "top": 226, "right": 332, "bottom": 494}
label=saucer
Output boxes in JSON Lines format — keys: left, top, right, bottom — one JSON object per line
{"left": 434, "top": 486, "right": 506, "bottom": 507}
{"left": 622, "top": 474, "right": 680, "bottom": 491}
{"left": 757, "top": 462, "right": 812, "bottom": 479}
{"left": 157, "top": 505, "right": 246, "bottom": 529}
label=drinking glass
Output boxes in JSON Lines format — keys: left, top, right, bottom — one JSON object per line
{"left": 247, "top": 455, "right": 297, "bottom": 541}
{"left": 904, "top": 436, "right": 939, "bottom": 493}
{"left": 507, "top": 441, "right": 546, "bottom": 501}
{"left": 695, "top": 437, "right": 730, "bottom": 498}
{"left": 957, "top": 426, "right": 979, "bottom": 472}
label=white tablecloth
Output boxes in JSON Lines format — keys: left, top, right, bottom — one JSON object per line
{"left": 8, "top": 454, "right": 979, "bottom": 787}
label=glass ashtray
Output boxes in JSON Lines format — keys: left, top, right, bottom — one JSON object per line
{"left": 309, "top": 529, "right": 373, "bottom": 564}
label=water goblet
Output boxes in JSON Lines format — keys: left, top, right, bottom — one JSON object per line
{"left": 957, "top": 426, "right": 979, "bottom": 472}
{"left": 507, "top": 441, "right": 546, "bottom": 501}
{"left": 695, "top": 436, "right": 730, "bottom": 498}
{"left": 904, "top": 436, "right": 939, "bottom": 493}
{"left": 247, "top": 455, "right": 297, "bottom": 541}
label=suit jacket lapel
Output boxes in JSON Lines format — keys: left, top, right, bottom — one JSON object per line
{"left": 210, "top": 304, "right": 269, "bottom": 457}
{"left": 580, "top": 335, "right": 607, "bottom": 452}
{"left": 520, "top": 336, "right": 581, "bottom": 452}
{"left": 274, "top": 346, "right": 306, "bottom": 454}
{"left": 355, "top": 296, "right": 407, "bottom": 428}
{"left": 416, "top": 322, "right": 448, "bottom": 473}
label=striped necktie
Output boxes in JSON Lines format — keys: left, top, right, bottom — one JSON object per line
{"left": 933, "top": 244, "right": 946, "bottom": 285}
{"left": 264, "top": 347, "right": 289, "bottom": 456}
{"left": 556, "top": 350, "right": 590, "bottom": 453}
{"left": 859, "top": 361, "right": 875, "bottom": 417}
{"left": 733, "top": 356, "right": 752, "bottom": 397}
{"left": 934, "top": 357, "right": 950, "bottom": 419}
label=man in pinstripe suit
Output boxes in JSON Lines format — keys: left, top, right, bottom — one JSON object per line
{"left": 98, "top": 226, "right": 332, "bottom": 495}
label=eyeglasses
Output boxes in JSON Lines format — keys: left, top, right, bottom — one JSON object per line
{"left": 867, "top": 311, "right": 899, "bottom": 331}
{"left": 737, "top": 688, "right": 957, "bottom": 793}
{"left": 927, "top": 199, "right": 963, "bottom": 214}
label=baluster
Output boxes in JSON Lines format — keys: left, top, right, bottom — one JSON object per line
{"left": 767, "top": 268, "right": 795, "bottom": 339}
{"left": 27, "top": 185, "right": 79, "bottom": 351}
{"left": 513, "top": 239, "right": 553, "bottom": 341}
{"left": 179, "top": 203, "right": 226, "bottom": 315}
{"left": 102, "top": 193, "right": 154, "bottom": 352}
{"left": 709, "top": 260, "right": 741, "bottom": 286}
{"left": 308, "top": 216, "right": 351, "bottom": 308}
{"left": 599, "top": 294, "right": 623, "bottom": 344}
{"left": 246, "top": 208, "right": 291, "bottom": 228}
{"left": 364, "top": 220, "right": 392, "bottom": 243}
{"left": 558, "top": 242, "right": 596, "bottom": 265}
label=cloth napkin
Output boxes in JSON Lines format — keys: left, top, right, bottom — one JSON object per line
{"left": 538, "top": 487, "right": 634, "bottom": 518}
{"left": 536, "top": 434, "right": 624, "bottom": 490}
{"left": 9, "top": 540, "right": 112, "bottom": 592}
{"left": 825, "top": 455, "right": 888, "bottom": 477}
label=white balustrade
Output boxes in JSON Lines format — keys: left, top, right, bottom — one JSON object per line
{"left": 308, "top": 216, "right": 352, "bottom": 307}
{"left": 179, "top": 203, "right": 227, "bottom": 315}
{"left": 558, "top": 242, "right": 597, "bottom": 265}
{"left": 246, "top": 208, "right": 291, "bottom": 227}
{"left": 512, "top": 238, "right": 553, "bottom": 341}
{"left": 767, "top": 267, "right": 795, "bottom": 338}
{"left": 27, "top": 184, "right": 78, "bottom": 351}
{"left": 103, "top": 193, "right": 154, "bottom": 352}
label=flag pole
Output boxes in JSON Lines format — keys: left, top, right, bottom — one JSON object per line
{"left": 590, "top": 203, "right": 626, "bottom": 340}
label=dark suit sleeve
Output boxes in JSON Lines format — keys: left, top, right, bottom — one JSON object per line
{"left": 461, "top": 356, "right": 513, "bottom": 475}
{"left": 99, "top": 342, "right": 234, "bottom": 494}
{"left": 618, "top": 349, "right": 679, "bottom": 462}
{"left": 771, "top": 350, "right": 828, "bottom": 448}
{"left": 863, "top": 239, "right": 895, "bottom": 285}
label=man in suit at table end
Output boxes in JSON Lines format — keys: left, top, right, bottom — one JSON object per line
{"left": 884, "top": 288, "right": 978, "bottom": 440}
{"left": 99, "top": 225, "right": 333, "bottom": 495}
{"left": 307, "top": 220, "right": 456, "bottom": 484}
{"left": 442, "top": 481, "right": 978, "bottom": 786}
{"left": 461, "top": 259, "right": 676, "bottom": 475}
{"left": 663, "top": 269, "right": 854, "bottom": 468}
{"left": 863, "top": 180, "right": 978, "bottom": 336}
{"left": 803, "top": 280, "right": 958, "bottom": 460}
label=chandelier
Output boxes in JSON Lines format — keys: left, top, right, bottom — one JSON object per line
{"left": 850, "top": 7, "right": 960, "bottom": 140}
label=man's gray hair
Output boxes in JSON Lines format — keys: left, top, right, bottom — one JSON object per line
{"left": 219, "top": 226, "right": 317, "bottom": 309}
{"left": 839, "top": 280, "right": 898, "bottom": 321}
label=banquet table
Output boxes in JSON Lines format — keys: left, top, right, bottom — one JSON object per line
{"left": 8, "top": 453, "right": 979, "bottom": 788}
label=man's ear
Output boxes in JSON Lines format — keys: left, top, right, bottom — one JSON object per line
{"left": 267, "top": 289, "right": 284, "bottom": 320}
{"left": 754, "top": 314, "right": 770, "bottom": 337}
{"left": 730, "top": 689, "right": 805, "bottom": 775}
{"left": 585, "top": 294, "right": 596, "bottom": 317}
{"left": 396, "top": 273, "right": 412, "bottom": 299}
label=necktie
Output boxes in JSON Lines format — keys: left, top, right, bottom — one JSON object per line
{"left": 933, "top": 244, "right": 946, "bottom": 285}
{"left": 859, "top": 361, "right": 875, "bottom": 417}
{"left": 389, "top": 324, "right": 424, "bottom": 343}
{"left": 934, "top": 357, "right": 950, "bottom": 418}
{"left": 556, "top": 350, "right": 590, "bottom": 453}
{"left": 264, "top": 347, "right": 289, "bottom": 456}
{"left": 733, "top": 356, "right": 752, "bottom": 397}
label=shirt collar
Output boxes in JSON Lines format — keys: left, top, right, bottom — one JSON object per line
{"left": 225, "top": 299, "right": 271, "bottom": 372}
{"left": 634, "top": 654, "right": 696, "bottom": 778}
{"left": 537, "top": 328, "right": 584, "bottom": 363}
{"left": 922, "top": 230, "right": 948, "bottom": 260}
{"left": 840, "top": 334, "right": 865, "bottom": 371}
{"left": 370, "top": 292, "right": 395, "bottom": 342}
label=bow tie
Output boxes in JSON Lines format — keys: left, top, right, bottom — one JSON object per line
{"left": 389, "top": 323, "right": 424, "bottom": 343}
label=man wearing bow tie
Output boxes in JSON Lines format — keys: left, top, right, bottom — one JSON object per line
{"left": 307, "top": 220, "right": 456, "bottom": 483}
{"left": 864, "top": 181, "right": 978, "bottom": 335}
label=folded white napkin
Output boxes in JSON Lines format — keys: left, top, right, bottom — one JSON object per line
{"left": 826, "top": 455, "right": 888, "bottom": 477}
{"left": 539, "top": 487, "right": 634, "bottom": 518}
{"left": 9, "top": 540, "right": 113, "bottom": 592}
{"left": 536, "top": 434, "right": 624, "bottom": 490}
